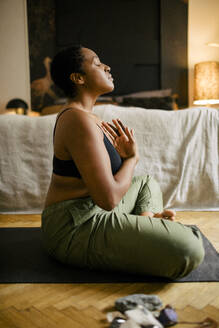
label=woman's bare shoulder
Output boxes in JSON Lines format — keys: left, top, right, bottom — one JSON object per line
{"left": 56, "top": 107, "right": 102, "bottom": 139}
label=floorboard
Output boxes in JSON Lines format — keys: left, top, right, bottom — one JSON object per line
{"left": 0, "top": 211, "right": 218, "bottom": 327}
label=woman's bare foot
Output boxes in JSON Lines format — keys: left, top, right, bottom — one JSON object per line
{"left": 140, "top": 209, "right": 176, "bottom": 221}
{"left": 154, "top": 209, "right": 176, "bottom": 221}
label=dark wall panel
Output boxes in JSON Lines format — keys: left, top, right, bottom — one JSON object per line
{"left": 55, "top": 0, "right": 161, "bottom": 95}
{"left": 27, "top": 0, "right": 188, "bottom": 110}
{"left": 161, "top": 0, "right": 188, "bottom": 106}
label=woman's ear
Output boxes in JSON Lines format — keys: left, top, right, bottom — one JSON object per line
{"left": 70, "top": 73, "right": 85, "bottom": 85}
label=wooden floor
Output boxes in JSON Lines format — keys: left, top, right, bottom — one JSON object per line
{"left": 0, "top": 212, "right": 219, "bottom": 328}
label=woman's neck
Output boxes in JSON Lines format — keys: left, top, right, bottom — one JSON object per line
{"left": 67, "top": 93, "right": 98, "bottom": 113}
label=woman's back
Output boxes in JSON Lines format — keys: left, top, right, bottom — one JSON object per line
{"left": 45, "top": 108, "right": 102, "bottom": 207}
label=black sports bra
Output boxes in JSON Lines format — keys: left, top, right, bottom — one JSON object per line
{"left": 53, "top": 108, "right": 122, "bottom": 178}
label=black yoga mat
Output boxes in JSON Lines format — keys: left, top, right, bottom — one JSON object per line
{"left": 1, "top": 227, "right": 218, "bottom": 283}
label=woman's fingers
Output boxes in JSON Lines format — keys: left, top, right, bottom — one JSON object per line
{"left": 125, "top": 127, "right": 135, "bottom": 142}
{"left": 117, "top": 119, "right": 126, "bottom": 132}
{"left": 102, "top": 119, "right": 135, "bottom": 143}
{"left": 112, "top": 119, "right": 126, "bottom": 136}
{"left": 101, "top": 124, "right": 115, "bottom": 143}
{"left": 101, "top": 121, "right": 118, "bottom": 138}
{"left": 115, "top": 119, "right": 135, "bottom": 139}
{"left": 107, "top": 123, "right": 120, "bottom": 135}
{"left": 112, "top": 119, "right": 135, "bottom": 141}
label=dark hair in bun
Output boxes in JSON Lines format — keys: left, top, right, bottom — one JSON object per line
{"left": 50, "top": 45, "right": 84, "bottom": 98}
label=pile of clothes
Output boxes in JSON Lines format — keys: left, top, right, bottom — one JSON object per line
{"left": 106, "top": 294, "right": 217, "bottom": 328}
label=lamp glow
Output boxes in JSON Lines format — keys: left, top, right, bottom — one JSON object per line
{"left": 206, "top": 42, "right": 219, "bottom": 48}
{"left": 193, "top": 61, "right": 219, "bottom": 105}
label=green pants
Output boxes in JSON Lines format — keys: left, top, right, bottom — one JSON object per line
{"left": 41, "top": 175, "right": 204, "bottom": 279}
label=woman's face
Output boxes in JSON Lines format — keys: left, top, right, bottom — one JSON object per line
{"left": 80, "top": 47, "right": 114, "bottom": 95}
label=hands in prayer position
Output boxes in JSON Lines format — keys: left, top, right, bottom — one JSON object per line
{"left": 101, "top": 119, "right": 139, "bottom": 162}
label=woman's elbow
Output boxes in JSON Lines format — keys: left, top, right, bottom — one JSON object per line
{"left": 95, "top": 194, "right": 119, "bottom": 211}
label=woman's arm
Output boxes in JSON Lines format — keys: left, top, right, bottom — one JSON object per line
{"left": 101, "top": 118, "right": 139, "bottom": 200}
{"left": 58, "top": 110, "right": 139, "bottom": 210}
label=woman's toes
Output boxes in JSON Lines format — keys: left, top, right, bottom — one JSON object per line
{"left": 163, "top": 209, "right": 176, "bottom": 217}
{"left": 153, "top": 210, "right": 176, "bottom": 221}
{"left": 159, "top": 210, "right": 176, "bottom": 221}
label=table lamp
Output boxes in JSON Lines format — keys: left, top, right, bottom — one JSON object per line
{"left": 6, "top": 98, "right": 28, "bottom": 115}
{"left": 193, "top": 61, "right": 219, "bottom": 106}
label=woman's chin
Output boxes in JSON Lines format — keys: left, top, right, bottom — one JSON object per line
{"left": 101, "top": 84, "right": 114, "bottom": 95}
{"left": 107, "top": 81, "right": 115, "bottom": 92}
{"left": 109, "top": 85, "right": 115, "bottom": 92}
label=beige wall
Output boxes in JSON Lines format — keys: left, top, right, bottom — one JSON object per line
{"left": 188, "top": 0, "right": 219, "bottom": 106}
{"left": 0, "top": 0, "right": 30, "bottom": 113}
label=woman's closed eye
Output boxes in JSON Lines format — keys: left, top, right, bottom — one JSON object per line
{"left": 94, "top": 58, "right": 101, "bottom": 66}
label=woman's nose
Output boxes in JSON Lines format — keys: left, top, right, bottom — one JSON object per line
{"left": 104, "top": 64, "right": 111, "bottom": 72}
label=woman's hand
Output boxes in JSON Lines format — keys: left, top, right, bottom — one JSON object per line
{"left": 101, "top": 119, "right": 139, "bottom": 162}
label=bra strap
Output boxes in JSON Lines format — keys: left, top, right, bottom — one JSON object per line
{"left": 53, "top": 107, "right": 73, "bottom": 141}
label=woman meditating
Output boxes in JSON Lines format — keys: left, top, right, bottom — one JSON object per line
{"left": 41, "top": 45, "right": 204, "bottom": 279}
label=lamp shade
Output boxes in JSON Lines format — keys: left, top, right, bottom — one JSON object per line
{"left": 6, "top": 98, "right": 28, "bottom": 115}
{"left": 194, "top": 61, "right": 219, "bottom": 105}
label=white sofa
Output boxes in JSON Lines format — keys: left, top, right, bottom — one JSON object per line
{"left": 0, "top": 105, "right": 218, "bottom": 213}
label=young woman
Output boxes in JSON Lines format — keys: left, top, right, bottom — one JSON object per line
{"left": 41, "top": 45, "right": 204, "bottom": 279}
